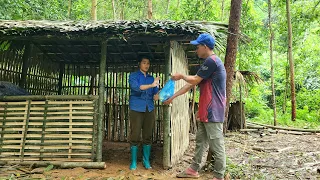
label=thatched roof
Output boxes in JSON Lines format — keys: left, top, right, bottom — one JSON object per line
{"left": 0, "top": 20, "right": 227, "bottom": 38}
{"left": 0, "top": 20, "right": 228, "bottom": 66}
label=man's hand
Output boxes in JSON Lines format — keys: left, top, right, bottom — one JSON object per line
{"left": 195, "top": 111, "right": 199, "bottom": 120}
{"left": 151, "top": 76, "right": 160, "bottom": 87}
{"left": 171, "top": 73, "right": 184, "bottom": 81}
{"left": 163, "top": 97, "right": 174, "bottom": 105}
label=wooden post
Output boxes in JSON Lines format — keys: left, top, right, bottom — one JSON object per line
{"left": 58, "top": 63, "right": 64, "bottom": 95}
{"left": 19, "top": 43, "right": 33, "bottom": 89}
{"left": 97, "top": 40, "right": 107, "bottom": 162}
{"left": 163, "top": 41, "right": 172, "bottom": 169}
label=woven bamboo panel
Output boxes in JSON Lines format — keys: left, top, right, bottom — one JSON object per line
{"left": 170, "top": 41, "right": 190, "bottom": 165}
{"left": 0, "top": 46, "right": 60, "bottom": 95}
{"left": 0, "top": 96, "right": 97, "bottom": 162}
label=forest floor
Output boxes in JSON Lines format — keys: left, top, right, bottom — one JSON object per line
{"left": 1, "top": 131, "right": 319, "bottom": 180}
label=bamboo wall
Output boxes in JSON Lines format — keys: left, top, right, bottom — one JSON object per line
{"left": 170, "top": 41, "right": 190, "bottom": 165}
{"left": 0, "top": 45, "right": 60, "bottom": 95}
{"left": 0, "top": 96, "right": 98, "bottom": 162}
{"left": 0, "top": 49, "right": 23, "bottom": 84}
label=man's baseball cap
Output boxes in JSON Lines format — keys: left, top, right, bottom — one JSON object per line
{"left": 190, "top": 33, "right": 215, "bottom": 49}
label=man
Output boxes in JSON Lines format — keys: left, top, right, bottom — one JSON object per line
{"left": 128, "top": 56, "right": 159, "bottom": 170}
{"left": 164, "top": 33, "right": 226, "bottom": 180}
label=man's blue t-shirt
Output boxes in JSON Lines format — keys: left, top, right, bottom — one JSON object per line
{"left": 196, "top": 55, "right": 226, "bottom": 123}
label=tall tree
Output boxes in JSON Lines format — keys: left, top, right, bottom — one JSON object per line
{"left": 91, "top": 0, "right": 97, "bottom": 20}
{"left": 68, "top": 0, "right": 72, "bottom": 19}
{"left": 147, "top": 0, "right": 153, "bottom": 19}
{"left": 224, "top": 0, "right": 243, "bottom": 132}
{"left": 268, "top": 0, "right": 277, "bottom": 125}
{"left": 166, "top": 0, "right": 170, "bottom": 14}
{"left": 119, "top": 0, "right": 126, "bottom": 20}
{"left": 112, "top": 0, "right": 116, "bottom": 20}
{"left": 286, "top": 0, "right": 296, "bottom": 121}
{"left": 221, "top": 0, "right": 225, "bottom": 21}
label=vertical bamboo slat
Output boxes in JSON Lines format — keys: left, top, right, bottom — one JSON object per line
{"left": 40, "top": 100, "right": 48, "bottom": 161}
{"left": 20, "top": 100, "right": 31, "bottom": 161}
{"left": 68, "top": 103, "right": 73, "bottom": 159}
{"left": 0, "top": 103, "right": 8, "bottom": 157}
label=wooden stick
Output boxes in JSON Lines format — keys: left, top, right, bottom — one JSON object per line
{"left": 240, "top": 129, "right": 259, "bottom": 132}
{"left": 0, "top": 95, "right": 98, "bottom": 101}
{"left": 248, "top": 121, "right": 320, "bottom": 133}
{"left": 0, "top": 161, "right": 106, "bottom": 169}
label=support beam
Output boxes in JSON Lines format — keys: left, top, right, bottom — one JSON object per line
{"left": 163, "top": 41, "right": 172, "bottom": 169}
{"left": 97, "top": 40, "right": 107, "bottom": 162}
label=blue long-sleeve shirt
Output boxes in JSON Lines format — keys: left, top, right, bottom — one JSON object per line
{"left": 129, "top": 71, "right": 159, "bottom": 112}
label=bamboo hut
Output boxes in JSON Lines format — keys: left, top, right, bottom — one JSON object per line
{"left": 0, "top": 20, "right": 227, "bottom": 168}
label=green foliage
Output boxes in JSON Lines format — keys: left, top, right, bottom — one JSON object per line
{"left": 0, "top": 0, "right": 319, "bottom": 128}
{"left": 0, "top": 41, "right": 10, "bottom": 51}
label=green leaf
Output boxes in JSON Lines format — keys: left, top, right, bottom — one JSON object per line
{"left": 44, "top": 164, "right": 54, "bottom": 171}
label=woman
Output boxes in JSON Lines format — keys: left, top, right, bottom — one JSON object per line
{"left": 128, "top": 56, "right": 159, "bottom": 170}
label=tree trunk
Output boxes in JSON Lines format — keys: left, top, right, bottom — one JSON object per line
{"left": 221, "top": 0, "right": 225, "bottom": 21}
{"left": 268, "top": 0, "right": 277, "bottom": 126}
{"left": 228, "top": 101, "right": 246, "bottom": 130}
{"left": 177, "top": 0, "right": 180, "bottom": 9}
{"left": 68, "top": 0, "right": 72, "bottom": 19}
{"left": 283, "top": 64, "right": 289, "bottom": 114}
{"left": 286, "top": 0, "right": 296, "bottom": 121}
{"left": 120, "top": 0, "right": 125, "bottom": 20}
{"left": 112, "top": 0, "right": 116, "bottom": 20}
{"left": 91, "top": 0, "right": 97, "bottom": 20}
{"left": 223, "top": 0, "right": 243, "bottom": 133}
{"left": 166, "top": 0, "right": 170, "bottom": 14}
{"left": 147, "top": 0, "right": 153, "bottom": 19}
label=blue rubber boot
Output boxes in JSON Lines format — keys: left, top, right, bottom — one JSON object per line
{"left": 129, "top": 146, "right": 138, "bottom": 170}
{"left": 142, "top": 144, "right": 152, "bottom": 169}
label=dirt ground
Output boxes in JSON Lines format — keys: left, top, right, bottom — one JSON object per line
{"left": 1, "top": 131, "right": 319, "bottom": 180}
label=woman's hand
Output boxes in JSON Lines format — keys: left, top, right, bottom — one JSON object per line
{"left": 151, "top": 76, "right": 160, "bottom": 87}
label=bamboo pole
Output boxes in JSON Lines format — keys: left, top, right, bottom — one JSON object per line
{"left": 20, "top": 100, "right": 31, "bottom": 161}
{"left": 248, "top": 121, "right": 320, "bottom": 133}
{"left": 0, "top": 161, "right": 106, "bottom": 169}
{"left": 92, "top": 99, "right": 99, "bottom": 161}
{"left": 40, "top": 100, "right": 49, "bottom": 161}
{"left": 163, "top": 41, "right": 172, "bottom": 169}
{"left": 0, "top": 95, "right": 98, "bottom": 101}
{"left": 97, "top": 40, "right": 107, "bottom": 162}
